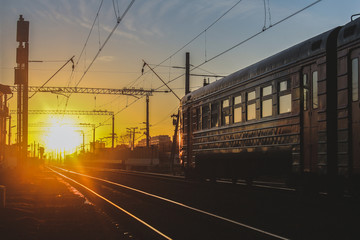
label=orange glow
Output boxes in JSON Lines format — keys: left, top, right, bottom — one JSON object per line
{"left": 42, "top": 118, "right": 83, "bottom": 154}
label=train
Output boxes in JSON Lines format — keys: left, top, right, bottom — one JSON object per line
{"left": 179, "top": 16, "right": 360, "bottom": 194}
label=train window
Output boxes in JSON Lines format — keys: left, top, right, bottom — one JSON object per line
{"left": 352, "top": 58, "right": 359, "bottom": 101}
{"left": 195, "top": 108, "right": 201, "bottom": 130}
{"left": 211, "top": 102, "right": 219, "bottom": 128}
{"left": 247, "top": 104, "right": 256, "bottom": 120}
{"left": 221, "top": 99, "right": 230, "bottom": 125}
{"left": 262, "top": 99, "right": 272, "bottom": 117}
{"left": 247, "top": 91, "right": 256, "bottom": 120}
{"left": 303, "top": 74, "right": 309, "bottom": 111}
{"left": 312, "top": 71, "right": 318, "bottom": 109}
{"left": 234, "top": 95, "right": 242, "bottom": 105}
{"left": 280, "top": 81, "right": 287, "bottom": 91}
{"left": 279, "top": 95, "right": 291, "bottom": 114}
{"left": 262, "top": 86, "right": 272, "bottom": 117}
{"left": 279, "top": 80, "right": 292, "bottom": 114}
{"left": 248, "top": 91, "right": 256, "bottom": 101}
{"left": 202, "top": 105, "right": 210, "bottom": 129}
{"left": 233, "top": 95, "right": 242, "bottom": 123}
{"left": 222, "top": 99, "right": 229, "bottom": 108}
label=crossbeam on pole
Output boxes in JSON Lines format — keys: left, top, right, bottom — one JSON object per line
{"left": 9, "top": 86, "right": 168, "bottom": 96}
{"left": 10, "top": 109, "right": 114, "bottom": 116}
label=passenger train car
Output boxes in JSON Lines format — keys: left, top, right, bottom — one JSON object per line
{"left": 179, "top": 16, "right": 360, "bottom": 193}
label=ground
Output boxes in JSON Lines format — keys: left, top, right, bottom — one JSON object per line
{"left": 0, "top": 166, "right": 130, "bottom": 240}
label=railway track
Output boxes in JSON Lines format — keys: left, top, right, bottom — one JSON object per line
{"left": 48, "top": 165, "right": 289, "bottom": 240}
{"left": 69, "top": 165, "right": 295, "bottom": 193}
{"left": 48, "top": 165, "right": 359, "bottom": 239}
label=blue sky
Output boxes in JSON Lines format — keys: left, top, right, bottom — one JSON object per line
{"left": 1, "top": 0, "right": 360, "bottom": 147}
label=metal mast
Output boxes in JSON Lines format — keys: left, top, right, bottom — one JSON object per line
{"left": 14, "top": 15, "right": 29, "bottom": 164}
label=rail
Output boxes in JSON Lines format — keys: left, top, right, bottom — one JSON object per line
{"left": 49, "top": 165, "right": 289, "bottom": 240}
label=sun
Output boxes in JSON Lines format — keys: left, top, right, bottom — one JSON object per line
{"left": 43, "top": 118, "right": 83, "bottom": 154}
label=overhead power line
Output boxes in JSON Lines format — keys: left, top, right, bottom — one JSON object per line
{"left": 153, "top": 0, "right": 244, "bottom": 69}
{"left": 158, "top": 0, "right": 322, "bottom": 88}
{"left": 75, "top": 0, "right": 104, "bottom": 68}
{"left": 29, "top": 56, "right": 75, "bottom": 99}
{"left": 74, "top": 0, "right": 135, "bottom": 88}
{"left": 101, "top": 0, "right": 322, "bottom": 127}
{"left": 127, "top": 0, "right": 243, "bottom": 89}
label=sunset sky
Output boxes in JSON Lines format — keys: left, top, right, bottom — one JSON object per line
{"left": 1, "top": 0, "right": 359, "bottom": 153}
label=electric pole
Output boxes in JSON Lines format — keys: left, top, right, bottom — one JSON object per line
{"left": 15, "top": 15, "right": 29, "bottom": 165}
{"left": 112, "top": 114, "right": 115, "bottom": 149}
{"left": 126, "top": 127, "right": 138, "bottom": 150}
{"left": 185, "top": 52, "right": 190, "bottom": 95}
{"left": 146, "top": 94, "right": 150, "bottom": 148}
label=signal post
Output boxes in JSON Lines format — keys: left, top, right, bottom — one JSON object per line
{"left": 15, "top": 15, "right": 29, "bottom": 165}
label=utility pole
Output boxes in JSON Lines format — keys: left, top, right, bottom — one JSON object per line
{"left": 82, "top": 131, "right": 85, "bottom": 153}
{"left": 112, "top": 114, "right": 115, "bottom": 149}
{"left": 126, "top": 127, "right": 138, "bottom": 150}
{"left": 8, "top": 114, "right": 11, "bottom": 145}
{"left": 171, "top": 52, "right": 189, "bottom": 173}
{"left": 185, "top": 52, "right": 190, "bottom": 95}
{"left": 15, "top": 15, "right": 29, "bottom": 165}
{"left": 93, "top": 125, "right": 95, "bottom": 153}
{"left": 146, "top": 94, "right": 150, "bottom": 148}
{"left": 170, "top": 112, "right": 179, "bottom": 173}
{"left": 133, "top": 129, "right": 135, "bottom": 150}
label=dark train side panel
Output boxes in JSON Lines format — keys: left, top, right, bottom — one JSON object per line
{"left": 337, "top": 17, "right": 360, "bottom": 190}
{"left": 180, "top": 18, "right": 360, "bottom": 192}
{"left": 180, "top": 26, "right": 341, "bottom": 184}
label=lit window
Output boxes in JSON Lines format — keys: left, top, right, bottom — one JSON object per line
{"left": 279, "top": 95, "right": 291, "bottom": 113}
{"left": 247, "top": 103, "right": 256, "bottom": 120}
{"left": 280, "top": 81, "right": 287, "bottom": 91}
{"left": 247, "top": 91, "right": 256, "bottom": 120}
{"left": 221, "top": 99, "right": 230, "bottom": 125}
{"left": 248, "top": 91, "right": 256, "bottom": 101}
{"left": 262, "top": 86, "right": 272, "bottom": 96}
{"left": 233, "top": 95, "right": 242, "bottom": 123}
{"left": 262, "top": 99, "right": 272, "bottom": 117}
{"left": 279, "top": 80, "right": 292, "bottom": 114}
{"left": 262, "top": 86, "right": 272, "bottom": 117}
{"left": 222, "top": 99, "right": 229, "bottom": 108}
{"left": 234, "top": 95, "right": 242, "bottom": 105}
{"left": 352, "top": 58, "right": 359, "bottom": 101}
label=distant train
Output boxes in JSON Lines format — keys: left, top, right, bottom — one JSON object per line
{"left": 179, "top": 16, "right": 360, "bottom": 194}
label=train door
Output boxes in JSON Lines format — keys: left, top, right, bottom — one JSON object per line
{"left": 350, "top": 49, "right": 360, "bottom": 175}
{"left": 302, "top": 64, "right": 319, "bottom": 173}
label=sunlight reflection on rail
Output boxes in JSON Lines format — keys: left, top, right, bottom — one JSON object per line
{"left": 47, "top": 166, "right": 173, "bottom": 240}
{"left": 51, "top": 165, "right": 289, "bottom": 240}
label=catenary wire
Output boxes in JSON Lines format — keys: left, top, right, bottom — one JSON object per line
{"left": 100, "top": 0, "right": 322, "bottom": 126}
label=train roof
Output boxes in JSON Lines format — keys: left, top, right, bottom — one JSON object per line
{"left": 182, "top": 26, "right": 339, "bottom": 104}
{"left": 337, "top": 16, "right": 360, "bottom": 47}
